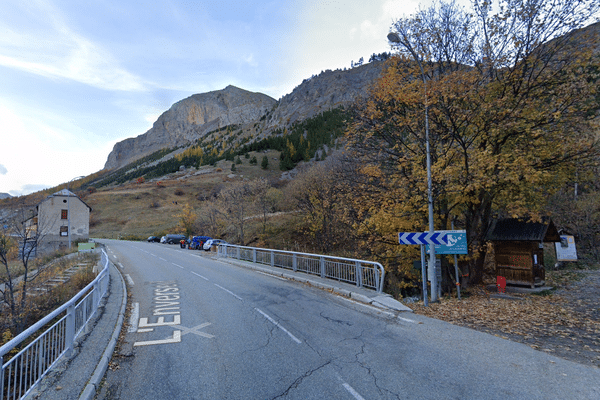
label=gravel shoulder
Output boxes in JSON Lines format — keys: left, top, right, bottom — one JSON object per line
{"left": 408, "top": 268, "right": 600, "bottom": 368}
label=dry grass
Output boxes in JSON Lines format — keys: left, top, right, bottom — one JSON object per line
{"left": 1, "top": 252, "right": 99, "bottom": 344}
{"left": 85, "top": 150, "right": 288, "bottom": 241}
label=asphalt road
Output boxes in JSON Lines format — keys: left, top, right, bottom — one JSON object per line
{"left": 96, "top": 239, "right": 600, "bottom": 400}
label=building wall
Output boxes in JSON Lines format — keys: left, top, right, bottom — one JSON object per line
{"left": 38, "top": 194, "right": 90, "bottom": 250}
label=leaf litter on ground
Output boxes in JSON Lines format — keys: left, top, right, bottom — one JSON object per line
{"left": 409, "top": 269, "right": 600, "bottom": 368}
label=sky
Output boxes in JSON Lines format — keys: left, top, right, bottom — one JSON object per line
{"left": 0, "top": 0, "right": 434, "bottom": 197}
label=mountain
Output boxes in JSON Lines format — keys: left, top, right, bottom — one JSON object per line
{"left": 104, "top": 61, "right": 385, "bottom": 170}
{"left": 104, "top": 85, "right": 277, "bottom": 169}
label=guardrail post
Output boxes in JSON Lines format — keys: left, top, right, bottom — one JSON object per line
{"left": 293, "top": 254, "right": 297, "bottom": 272}
{"left": 1, "top": 355, "right": 4, "bottom": 400}
{"left": 65, "top": 304, "right": 75, "bottom": 356}
{"left": 253, "top": 249, "right": 257, "bottom": 263}
{"left": 355, "top": 261, "right": 362, "bottom": 288}
{"left": 320, "top": 257, "right": 325, "bottom": 278}
{"left": 93, "top": 281, "right": 99, "bottom": 308}
{"left": 270, "top": 251, "right": 274, "bottom": 267}
{"left": 236, "top": 247, "right": 240, "bottom": 260}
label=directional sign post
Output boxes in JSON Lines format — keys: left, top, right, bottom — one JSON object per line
{"left": 398, "top": 232, "right": 447, "bottom": 246}
{"left": 399, "top": 232, "right": 447, "bottom": 307}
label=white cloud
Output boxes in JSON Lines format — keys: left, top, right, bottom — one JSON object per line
{"left": 0, "top": 164, "right": 7, "bottom": 175}
{"left": 0, "top": 1, "right": 147, "bottom": 92}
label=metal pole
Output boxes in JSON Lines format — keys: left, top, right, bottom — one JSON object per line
{"left": 388, "top": 32, "right": 437, "bottom": 302}
{"left": 420, "top": 245, "right": 428, "bottom": 306}
{"left": 452, "top": 220, "right": 461, "bottom": 300}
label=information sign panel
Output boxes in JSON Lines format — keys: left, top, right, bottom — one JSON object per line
{"left": 555, "top": 235, "right": 577, "bottom": 261}
{"left": 426, "top": 230, "right": 468, "bottom": 255}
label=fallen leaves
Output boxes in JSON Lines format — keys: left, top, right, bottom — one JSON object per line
{"left": 409, "top": 269, "right": 600, "bottom": 367}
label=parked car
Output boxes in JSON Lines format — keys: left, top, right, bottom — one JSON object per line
{"left": 160, "top": 236, "right": 167, "bottom": 244}
{"left": 203, "top": 239, "right": 228, "bottom": 251}
{"left": 164, "top": 234, "right": 187, "bottom": 244}
{"left": 189, "top": 236, "right": 212, "bottom": 250}
{"left": 147, "top": 236, "right": 160, "bottom": 242}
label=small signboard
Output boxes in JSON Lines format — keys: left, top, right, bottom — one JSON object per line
{"left": 427, "top": 230, "right": 468, "bottom": 255}
{"left": 398, "top": 232, "right": 447, "bottom": 246}
{"left": 555, "top": 235, "right": 577, "bottom": 261}
{"left": 78, "top": 242, "right": 96, "bottom": 252}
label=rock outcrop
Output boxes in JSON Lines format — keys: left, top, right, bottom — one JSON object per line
{"left": 105, "top": 85, "right": 277, "bottom": 169}
{"left": 104, "top": 62, "right": 386, "bottom": 170}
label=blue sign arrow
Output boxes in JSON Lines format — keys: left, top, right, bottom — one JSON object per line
{"left": 399, "top": 232, "right": 447, "bottom": 246}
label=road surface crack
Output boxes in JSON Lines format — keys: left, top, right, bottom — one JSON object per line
{"left": 271, "top": 360, "right": 332, "bottom": 399}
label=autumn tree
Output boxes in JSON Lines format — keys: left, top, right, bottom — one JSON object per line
{"left": 288, "top": 157, "right": 356, "bottom": 254}
{"left": 0, "top": 206, "right": 54, "bottom": 333}
{"left": 253, "top": 178, "right": 283, "bottom": 234}
{"left": 175, "top": 203, "right": 197, "bottom": 238}
{"left": 347, "top": 0, "right": 600, "bottom": 286}
{"left": 217, "top": 181, "right": 256, "bottom": 245}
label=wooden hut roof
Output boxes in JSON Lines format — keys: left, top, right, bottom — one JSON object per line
{"left": 485, "top": 218, "right": 560, "bottom": 242}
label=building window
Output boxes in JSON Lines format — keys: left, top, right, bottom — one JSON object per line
{"left": 60, "top": 226, "right": 69, "bottom": 236}
{"left": 61, "top": 209, "right": 68, "bottom": 220}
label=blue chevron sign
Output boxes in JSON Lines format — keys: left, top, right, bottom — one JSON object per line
{"left": 398, "top": 232, "right": 448, "bottom": 246}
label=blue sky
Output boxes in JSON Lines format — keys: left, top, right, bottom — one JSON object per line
{"left": 0, "top": 0, "right": 429, "bottom": 196}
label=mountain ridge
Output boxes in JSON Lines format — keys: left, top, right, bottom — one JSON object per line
{"left": 104, "top": 61, "right": 385, "bottom": 170}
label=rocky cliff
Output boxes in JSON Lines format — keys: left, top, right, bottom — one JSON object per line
{"left": 104, "top": 85, "right": 277, "bottom": 169}
{"left": 104, "top": 62, "right": 385, "bottom": 170}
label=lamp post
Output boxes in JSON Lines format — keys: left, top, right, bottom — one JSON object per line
{"left": 67, "top": 176, "right": 85, "bottom": 250}
{"left": 388, "top": 32, "right": 438, "bottom": 302}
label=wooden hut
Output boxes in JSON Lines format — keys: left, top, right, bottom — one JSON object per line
{"left": 485, "top": 218, "right": 560, "bottom": 288}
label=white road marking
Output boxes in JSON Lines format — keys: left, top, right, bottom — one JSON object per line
{"left": 118, "top": 262, "right": 125, "bottom": 269}
{"left": 214, "top": 284, "right": 243, "bottom": 301}
{"left": 172, "top": 322, "right": 214, "bottom": 338}
{"left": 128, "top": 302, "right": 140, "bottom": 332}
{"left": 125, "top": 274, "right": 135, "bottom": 286}
{"left": 342, "top": 383, "right": 366, "bottom": 400}
{"left": 398, "top": 316, "right": 416, "bottom": 323}
{"left": 190, "top": 271, "right": 209, "bottom": 281}
{"left": 134, "top": 330, "right": 181, "bottom": 347}
{"left": 337, "top": 296, "right": 395, "bottom": 317}
{"left": 139, "top": 315, "right": 181, "bottom": 328}
{"left": 255, "top": 308, "right": 302, "bottom": 344}
{"left": 172, "top": 263, "right": 184, "bottom": 269}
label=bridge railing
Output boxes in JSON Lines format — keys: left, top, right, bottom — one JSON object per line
{"left": 218, "top": 244, "right": 385, "bottom": 293}
{"left": 0, "top": 249, "right": 110, "bottom": 400}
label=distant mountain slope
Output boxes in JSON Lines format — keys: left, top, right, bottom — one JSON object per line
{"left": 105, "top": 85, "right": 277, "bottom": 169}
{"left": 104, "top": 62, "right": 386, "bottom": 170}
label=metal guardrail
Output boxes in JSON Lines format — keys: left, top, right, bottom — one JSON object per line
{"left": 218, "top": 244, "right": 385, "bottom": 293}
{"left": 0, "top": 249, "right": 110, "bottom": 400}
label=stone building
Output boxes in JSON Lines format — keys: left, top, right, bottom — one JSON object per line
{"left": 28, "top": 189, "right": 92, "bottom": 253}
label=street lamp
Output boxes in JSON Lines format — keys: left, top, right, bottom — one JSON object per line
{"left": 388, "top": 32, "right": 438, "bottom": 302}
{"left": 67, "top": 176, "right": 85, "bottom": 250}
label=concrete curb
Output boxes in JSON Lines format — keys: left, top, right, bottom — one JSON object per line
{"left": 217, "top": 257, "right": 413, "bottom": 313}
{"left": 79, "top": 262, "right": 128, "bottom": 400}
